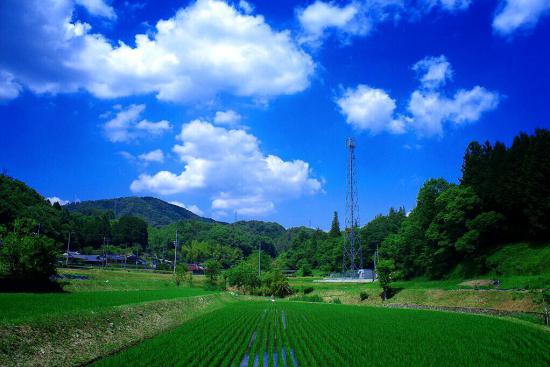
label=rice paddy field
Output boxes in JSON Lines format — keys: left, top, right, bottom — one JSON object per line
{"left": 92, "top": 300, "right": 550, "bottom": 367}
{"left": 0, "top": 268, "right": 216, "bottom": 325}
{"left": 0, "top": 287, "right": 216, "bottom": 324}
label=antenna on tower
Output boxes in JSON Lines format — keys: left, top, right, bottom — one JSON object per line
{"left": 343, "top": 137, "right": 362, "bottom": 273}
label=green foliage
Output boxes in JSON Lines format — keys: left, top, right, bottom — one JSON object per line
{"left": 377, "top": 259, "right": 395, "bottom": 300}
{"left": 0, "top": 219, "right": 57, "bottom": 281}
{"left": 65, "top": 196, "right": 211, "bottom": 227}
{"left": 361, "top": 207, "right": 406, "bottom": 267}
{"left": 298, "top": 262, "right": 312, "bottom": 276}
{"left": 174, "top": 264, "right": 186, "bottom": 287}
{"left": 486, "top": 243, "right": 550, "bottom": 276}
{"left": 462, "top": 130, "right": 550, "bottom": 240}
{"left": 302, "top": 286, "right": 314, "bottom": 294}
{"left": 224, "top": 261, "right": 260, "bottom": 292}
{"left": 203, "top": 259, "right": 221, "bottom": 284}
{"left": 359, "top": 291, "right": 369, "bottom": 301}
{"left": 329, "top": 211, "right": 340, "bottom": 237}
{"left": 260, "top": 269, "right": 293, "bottom": 298}
{"left": 112, "top": 216, "right": 148, "bottom": 249}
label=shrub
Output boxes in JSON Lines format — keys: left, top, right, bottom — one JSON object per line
{"left": 174, "top": 264, "right": 186, "bottom": 287}
{"left": 377, "top": 259, "right": 396, "bottom": 301}
{"left": 204, "top": 259, "right": 221, "bottom": 284}
{"left": 225, "top": 262, "right": 260, "bottom": 293}
{"left": 299, "top": 263, "right": 312, "bottom": 277}
{"left": 0, "top": 231, "right": 57, "bottom": 281}
{"left": 261, "top": 269, "right": 293, "bottom": 298}
{"left": 292, "top": 295, "right": 323, "bottom": 303}
{"left": 359, "top": 291, "right": 369, "bottom": 301}
{"left": 302, "top": 286, "right": 314, "bottom": 294}
{"left": 332, "top": 298, "right": 342, "bottom": 304}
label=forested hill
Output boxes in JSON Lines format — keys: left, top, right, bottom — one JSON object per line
{"left": 65, "top": 197, "right": 216, "bottom": 227}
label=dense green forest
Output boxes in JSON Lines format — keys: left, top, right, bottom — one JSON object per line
{"left": 1, "top": 129, "right": 549, "bottom": 283}
{"left": 65, "top": 196, "right": 214, "bottom": 227}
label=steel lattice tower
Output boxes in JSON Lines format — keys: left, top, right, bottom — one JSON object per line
{"left": 343, "top": 138, "right": 362, "bottom": 273}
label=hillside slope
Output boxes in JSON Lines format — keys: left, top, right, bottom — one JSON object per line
{"left": 65, "top": 197, "right": 215, "bottom": 227}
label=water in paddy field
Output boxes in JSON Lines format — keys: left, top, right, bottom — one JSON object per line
{"left": 239, "top": 304, "right": 299, "bottom": 367}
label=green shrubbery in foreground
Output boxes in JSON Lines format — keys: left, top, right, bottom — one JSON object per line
{"left": 92, "top": 301, "right": 550, "bottom": 367}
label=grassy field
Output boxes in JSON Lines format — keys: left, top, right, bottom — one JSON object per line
{"left": 0, "top": 268, "right": 216, "bottom": 325}
{"left": 58, "top": 267, "right": 209, "bottom": 292}
{"left": 92, "top": 300, "right": 550, "bottom": 367}
{"left": 0, "top": 287, "right": 216, "bottom": 325}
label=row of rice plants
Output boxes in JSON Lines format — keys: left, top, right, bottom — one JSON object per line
{"left": 95, "top": 301, "right": 550, "bottom": 367}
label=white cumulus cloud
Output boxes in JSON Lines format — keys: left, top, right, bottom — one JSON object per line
{"left": 103, "top": 104, "right": 172, "bottom": 142}
{"left": 0, "top": 70, "right": 21, "bottom": 100}
{"left": 336, "top": 56, "right": 500, "bottom": 137}
{"left": 0, "top": 0, "right": 314, "bottom": 103}
{"left": 169, "top": 201, "right": 204, "bottom": 216}
{"left": 214, "top": 110, "right": 242, "bottom": 127}
{"left": 47, "top": 196, "right": 70, "bottom": 205}
{"left": 297, "top": 1, "right": 369, "bottom": 45}
{"left": 131, "top": 120, "right": 322, "bottom": 216}
{"left": 406, "top": 86, "right": 500, "bottom": 137}
{"left": 336, "top": 85, "right": 404, "bottom": 134}
{"left": 138, "top": 149, "right": 165, "bottom": 163}
{"left": 412, "top": 55, "right": 454, "bottom": 90}
{"left": 493, "top": 0, "right": 550, "bottom": 35}
{"left": 296, "top": 0, "right": 473, "bottom": 47}
{"left": 75, "top": 0, "right": 116, "bottom": 20}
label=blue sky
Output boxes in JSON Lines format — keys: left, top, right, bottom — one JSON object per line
{"left": 1, "top": 0, "right": 549, "bottom": 229}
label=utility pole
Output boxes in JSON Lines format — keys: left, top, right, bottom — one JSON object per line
{"left": 173, "top": 229, "right": 178, "bottom": 274}
{"left": 65, "top": 231, "right": 72, "bottom": 267}
{"left": 373, "top": 243, "right": 379, "bottom": 281}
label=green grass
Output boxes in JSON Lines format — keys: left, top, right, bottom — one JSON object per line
{"left": 486, "top": 242, "right": 550, "bottom": 276}
{"left": 0, "top": 288, "right": 216, "bottom": 325}
{"left": 57, "top": 268, "right": 209, "bottom": 292}
{"left": 92, "top": 300, "right": 550, "bottom": 367}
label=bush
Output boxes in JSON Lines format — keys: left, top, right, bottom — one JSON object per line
{"left": 0, "top": 232, "right": 57, "bottom": 281}
{"left": 302, "top": 286, "right": 314, "bottom": 294}
{"left": 261, "top": 269, "right": 293, "bottom": 298}
{"left": 377, "top": 259, "right": 396, "bottom": 301}
{"left": 292, "top": 295, "right": 323, "bottom": 303}
{"left": 225, "top": 262, "right": 260, "bottom": 293}
{"left": 204, "top": 259, "right": 221, "bottom": 284}
{"left": 174, "top": 264, "right": 186, "bottom": 287}
{"left": 332, "top": 298, "right": 342, "bottom": 304}
{"left": 359, "top": 291, "right": 369, "bottom": 301}
{"left": 299, "top": 263, "right": 312, "bottom": 277}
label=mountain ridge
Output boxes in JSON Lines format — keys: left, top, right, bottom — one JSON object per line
{"left": 65, "top": 196, "right": 216, "bottom": 227}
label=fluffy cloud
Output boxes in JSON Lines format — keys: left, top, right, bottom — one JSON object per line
{"left": 337, "top": 56, "right": 500, "bottom": 137}
{"left": 406, "top": 86, "right": 500, "bottom": 137}
{"left": 214, "top": 110, "right": 242, "bottom": 127}
{"left": 138, "top": 149, "right": 165, "bottom": 163}
{"left": 0, "top": 70, "right": 21, "bottom": 100}
{"left": 412, "top": 55, "right": 453, "bottom": 89}
{"left": 493, "top": 0, "right": 550, "bottom": 35}
{"left": 297, "top": 1, "right": 369, "bottom": 45}
{"left": 238, "top": 0, "right": 254, "bottom": 14}
{"left": 169, "top": 201, "right": 204, "bottom": 216}
{"left": 103, "top": 104, "right": 172, "bottom": 142}
{"left": 47, "top": 196, "right": 70, "bottom": 205}
{"left": 336, "top": 85, "right": 404, "bottom": 134}
{"left": 131, "top": 120, "right": 322, "bottom": 216}
{"left": 419, "top": 0, "right": 471, "bottom": 12}
{"left": 0, "top": 0, "right": 314, "bottom": 103}
{"left": 405, "top": 55, "right": 500, "bottom": 136}
{"left": 75, "top": 0, "right": 116, "bottom": 19}
{"left": 296, "top": 0, "right": 472, "bottom": 47}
